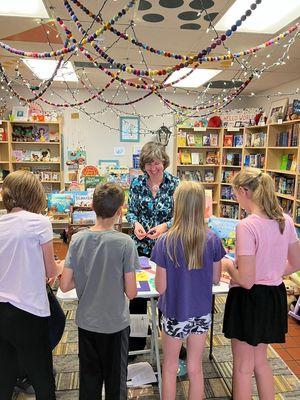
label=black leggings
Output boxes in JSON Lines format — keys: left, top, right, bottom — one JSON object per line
{"left": 0, "top": 302, "right": 56, "bottom": 400}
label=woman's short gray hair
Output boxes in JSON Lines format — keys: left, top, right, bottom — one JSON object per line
{"left": 139, "top": 141, "right": 170, "bottom": 172}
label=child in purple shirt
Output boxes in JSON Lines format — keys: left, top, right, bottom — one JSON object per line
{"left": 151, "top": 181, "right": 225, "bottom": 400}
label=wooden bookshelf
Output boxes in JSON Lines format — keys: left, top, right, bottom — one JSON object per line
{"left": 0, "top": 120, "right": 64, "bottom": 203}
{"left": 174, "top": 120, "right": 300, "bottom": 224}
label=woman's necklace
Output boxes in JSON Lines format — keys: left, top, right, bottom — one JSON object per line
{"left": 149, "top": 178, "right": 162, "bottom": 195}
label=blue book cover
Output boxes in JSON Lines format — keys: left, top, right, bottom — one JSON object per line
{"left": 208, "top": 216, "right": 239, "bottom": 256}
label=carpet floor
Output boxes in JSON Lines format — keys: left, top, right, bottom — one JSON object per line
{"left": 13, "top": 295, "right": 300, "bottom": 399}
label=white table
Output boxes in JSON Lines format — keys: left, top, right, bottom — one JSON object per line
{"left": 57, "top": 266, "right": 229, "bottom": 399}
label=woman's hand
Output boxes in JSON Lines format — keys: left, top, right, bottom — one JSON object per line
{"left": 147, "top": 223, "right": 168, "bottom": 240}
{"left": 134, "top": 222, "right": 147, "bottom": 240}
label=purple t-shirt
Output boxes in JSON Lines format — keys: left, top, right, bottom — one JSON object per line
{"left": 151, "top": 230, "right": 226, "bottom": 322}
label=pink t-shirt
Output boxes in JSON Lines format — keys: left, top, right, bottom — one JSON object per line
{"left": 0, "top": 210, "right": 53, "bottom": 316}
{"left": 235, "top": 213, "right": 298, "bottom": 286}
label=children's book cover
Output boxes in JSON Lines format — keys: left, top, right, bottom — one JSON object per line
{"left": 72, "top": 210, "right": 96, "bottom": 225}
{"left": 47, "top": 193, "right": 74, "bottom": 214}
{"left": 208, "top": 217, "right": 239, "bottom": 257}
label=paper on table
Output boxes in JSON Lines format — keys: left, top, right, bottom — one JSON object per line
{"left": 139, "top": 256, "right": 151, "bottom": 269}
{"left": 130, "top": 314, "right": 149, "bottom": 337}
{"left": 127, "top": 362, "right": 157, "bottom": 386}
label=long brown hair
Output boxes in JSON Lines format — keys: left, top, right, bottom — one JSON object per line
{"left": 166, "top": 181, "right": 206, "bottom": 269}
{"left": 2, "top": 170, "right": 46, "bottom": 214}
{"left": 232, "top": 168, "right": 285, "bottom": 234}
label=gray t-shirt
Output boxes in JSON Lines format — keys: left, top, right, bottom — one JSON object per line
{"left": 65, "top": 229, "right": 140, "bottom": 334}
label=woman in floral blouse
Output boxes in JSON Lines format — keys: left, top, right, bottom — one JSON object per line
{"left": 126, "top": 141, "right": 179, "bottom": 352}
{"left": 126, "top": 141, "right": 179, "bottom": 257}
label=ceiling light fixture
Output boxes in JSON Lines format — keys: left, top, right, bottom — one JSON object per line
{"left": 215, "top": 0, "right": 300, "bottom": 34}
{"left": 22, "top": 59, "right": 78, "bottom": 82}
{"left": 164, "top": 68, "right": 221, "bottom": 88}
{"left": 0, "top": 0, "right": 49, "bottom": 18}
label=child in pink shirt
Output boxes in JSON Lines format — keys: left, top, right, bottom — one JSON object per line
{"left": 223, "top": 168, "right": 300, "bottom": 400}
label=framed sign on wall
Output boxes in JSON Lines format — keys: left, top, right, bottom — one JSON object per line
{"left": 120, "top": 116, "right": 140, "bottom": 142}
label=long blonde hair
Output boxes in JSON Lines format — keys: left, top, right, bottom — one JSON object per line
{"left": 166, "top": 181, "right": 206, "bottom": 270}
{"left": 232, "top": 168, "right": 285, "bottom": 234}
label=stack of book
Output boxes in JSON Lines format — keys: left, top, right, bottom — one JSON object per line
{"left": 222, "top": 152, "right": 242, "bottom": 166}
{"left": 273, "top": 176, "right": 295, "bottom": 195}
{"left": 222, "top": 170, "right": 238, "bottom": 183}
{"left": 223, "top": 134, "right": 243, "bottom": 147}
{"left": 244, "top": 153, "right": 265, "bottom": 168}
{"left": 177, "top": 169, "right": 215, "bottom": 182}
{"left": 246, "top": 132, "right": 266, "bottom": 147}
{"left": 220, "top": 204, "right": 239, "bottom": 219}
{"left": 276, "top": 125, "right": 299, "bottom": 147}
{"left": 280, "top": 154, "right": 297, "bottom": 171}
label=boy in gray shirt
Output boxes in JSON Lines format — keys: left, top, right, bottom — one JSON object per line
{"left": 60, "top": 183, "right": 139, "bottom": 400}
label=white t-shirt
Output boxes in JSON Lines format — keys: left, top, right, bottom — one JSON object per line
{"left": 0, "top": 210, "right": 53, "bottom": 316}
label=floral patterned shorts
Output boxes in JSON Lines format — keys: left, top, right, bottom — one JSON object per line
{"left": 161, "top": 313, "right": 212, "bottom": 339}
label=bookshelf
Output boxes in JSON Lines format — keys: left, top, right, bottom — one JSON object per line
{"left": 175, "top": 126, "right": 222, "bottom": 215}
{"left": 0, "top": 121, "right": 11, "bottom": 203}
{"left": 9, "top": 121, "right": 64, "bottom": 193}
{"left": 0, "top": 120, "right": 64, "bottom": 205}
{"left": 174, "top": 120, "right": 300, "bottom": 225}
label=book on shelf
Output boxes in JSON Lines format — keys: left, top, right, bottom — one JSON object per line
{"left": 220, "top": 204, "right": 239, "bottom": 219}
{"left": 280, "top": 154, "right": 288, "bottom": 170}
{"left": 247, "top": 132, "right": 266, "bottom": 147}
{"left": 274, "top": 176, "right": 295, "bottom": 195}
{"left": 280, "top": 154, "right": 296, "bottom": 171}
{"left": 278, "top": 197, "right": 293, "bottom": 215}
{"left": 223, "top": 134, "right": 233, "bottom": 147}
{"left": 177, "top": 132, "right": 187, "bottom": 147}
{"left": 222, "top": 170, "right": 237, "bottom": 183}
{"left": 244, "top": 153, "right": 265, "bottom": 169}
{"left": 194, "top": 134, "right": 203, "bottom": 147}
{"left": 296, "top": 206, "right": 300, "bottom": 224}
{"left": 202, "top": 134, "right": 210, "bottom": 146}
{"left": 204, "top": 169, "right": 214, "bottom": 182}
{"left": 206, "top": 151, "right": 219, "bottom": 165}
{"left": 223, "top": 152, "right": 241, "bottom": 166}
{"left": 276, "top": 126, "right": 299, "bottom": 147}
{"left": 233, "top": 135, "right": 243, "bottom": 147}
{"left": 221, "top": 185, "right": 234, "bottom": 200}
{"left": 199, "top": 152, "right": 205, "bottom": 165}
{"left": 179, "top": 150, "right": 192, "bottom": 164}
{"left": 177, "top": 169, "right": 204, "bottom": 182}
{"left": 210, "top": 133, "right": 218, "bottom": 147}
{"left": 191, "top": 152, "right": 200, "bottom": 165}
{"left": 287, "top": 153, "right": 297, "bottom": 171}
{"left": 186, "top": 133, "right": 196, "bottom": 146}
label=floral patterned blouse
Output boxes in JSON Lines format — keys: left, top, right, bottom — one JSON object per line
{"left": 126, "top": 171, "right": 179, "bottom": 257}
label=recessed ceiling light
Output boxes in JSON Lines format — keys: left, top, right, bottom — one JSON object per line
{"left": 22, "top": 59, "right": 78, "bottom": 82}
{"left": 164, "top": 68, "right": 221, "bottom": 88}
{"left": 215, "top": 0, "right": 300, "bottom": 34}
{"left": 0, "top": 0, "right": 49, "bottom": 18}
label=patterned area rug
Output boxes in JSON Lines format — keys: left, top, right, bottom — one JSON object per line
{"left": 13, "top": 295, "right": 300, "bottom": 400}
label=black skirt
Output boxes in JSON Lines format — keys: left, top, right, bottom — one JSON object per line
{"left": 223, "top": 282, "right": 287, "bottom": 346}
